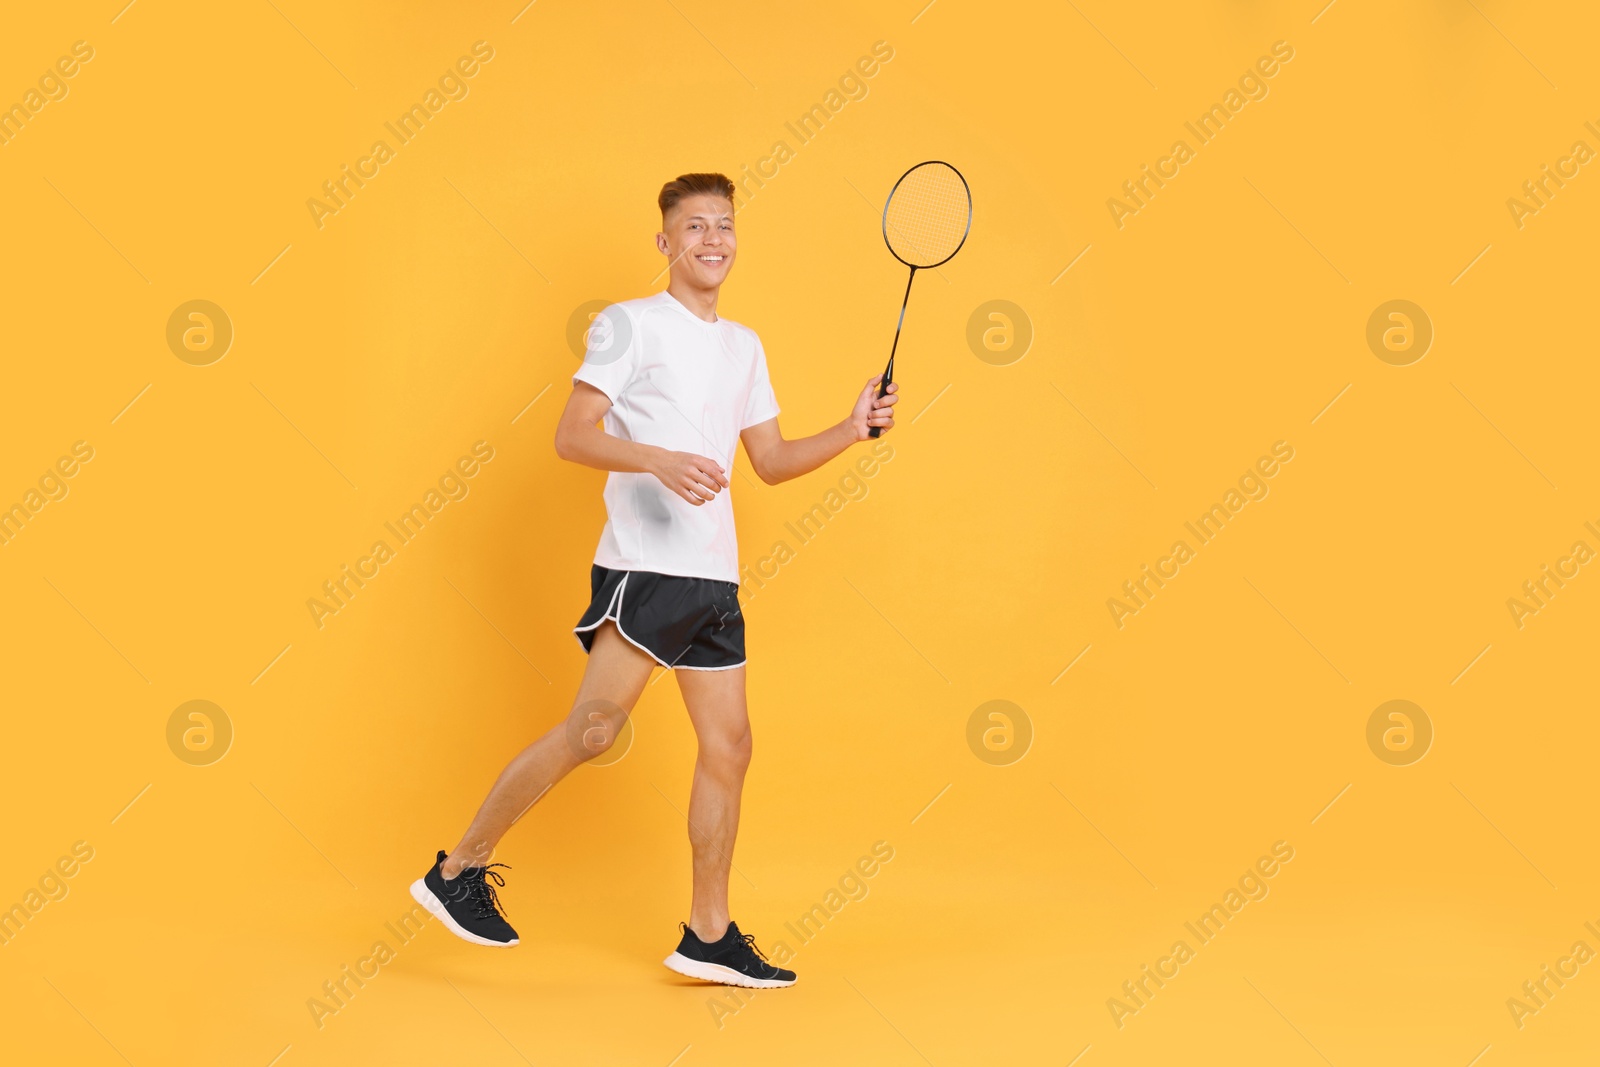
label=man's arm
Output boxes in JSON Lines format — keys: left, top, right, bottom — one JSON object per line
{"left": 554, "top": 381, "right": 730, "bottom": 506}
{"left": 740, "top": 373, "right": 898, "bottom": 486}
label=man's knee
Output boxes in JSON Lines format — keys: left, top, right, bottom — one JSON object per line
{"left": 701, "top": 722, "right": 752, "bottom": 773}
{"left": 564, "top": 697, "right": 631, "bottom": 761}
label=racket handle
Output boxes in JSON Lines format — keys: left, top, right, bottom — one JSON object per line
{"left": 868, "top": 370, "right": 891, "bottom": 439}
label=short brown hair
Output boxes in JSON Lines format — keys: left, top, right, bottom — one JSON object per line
{"left": 659, "top": 172, "right": 735, "bottom": 219}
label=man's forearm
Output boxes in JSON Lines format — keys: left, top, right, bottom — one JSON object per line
{"left": 557, "top": 421, "right": 667, "bottom": 476}
{"left": 762, "top": 420, "right": 857, "bottom": 484}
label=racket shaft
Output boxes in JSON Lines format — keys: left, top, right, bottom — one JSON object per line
{"left": 870, "top": 267, "right": 917, "bottom": 439}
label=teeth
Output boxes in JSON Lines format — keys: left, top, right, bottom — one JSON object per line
{"left": 699, "top": 255, "right": 723, "bottom": 261}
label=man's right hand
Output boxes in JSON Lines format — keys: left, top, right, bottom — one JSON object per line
{"left": 651, "top": 450, "right": 729, "bottom": 506}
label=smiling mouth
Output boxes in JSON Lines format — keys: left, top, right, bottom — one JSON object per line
{"left": 695, "top": 254, "right": 726, "bottom": 264}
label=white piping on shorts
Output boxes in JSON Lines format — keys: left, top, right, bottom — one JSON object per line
{"left": 572, "top": 572, "right": 673, "bottom": 668}
{"left": 571, "top": 571, "right": 746, "bottom": 672}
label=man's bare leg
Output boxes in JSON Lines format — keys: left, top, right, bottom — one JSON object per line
{"left": 441, "top": 620, "right": 656, "bottom": 879}
{"left": 675, "top": 665, "right": 752, "bottom": 942}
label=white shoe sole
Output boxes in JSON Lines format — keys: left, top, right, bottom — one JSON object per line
{"left": 409, "top": 878, "right": 519, "bottom": 948}
{"left": 662, "top": 951, "right": 796, "bottom": 988}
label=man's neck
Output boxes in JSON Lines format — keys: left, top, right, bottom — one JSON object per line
{"left": 667, "top": 278, "right": 720, "bottom": 322}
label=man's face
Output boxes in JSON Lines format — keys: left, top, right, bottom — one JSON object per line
{"left": 657, "top": 194, "right": 736, "bottom": 289}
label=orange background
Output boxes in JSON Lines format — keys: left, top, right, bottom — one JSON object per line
{"left": 3, "top": 1, "right": 1598, "bottom": 1064}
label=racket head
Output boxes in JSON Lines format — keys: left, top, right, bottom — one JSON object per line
{"left": 881, "top": 160, "right": 972, "bottom": 270}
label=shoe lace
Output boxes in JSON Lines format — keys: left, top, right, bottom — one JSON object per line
{"left": 733, "top": 931, "right": 769, "bottom": 963}
{"left": 680, "top": 922, "right": 770, "bottom": 964}
{"left": 465, "top": 863, "right": 512, "bottom": 920}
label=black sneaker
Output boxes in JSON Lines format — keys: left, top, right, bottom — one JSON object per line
{"left": 663, "top": 920, "right": 797, "bottom": 988}
{"left": 409, "top": 850, "right": 519, "bottom": 947}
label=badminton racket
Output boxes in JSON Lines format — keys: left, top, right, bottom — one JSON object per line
{"left": 869, "top": 161, "right": 972, "bottom": 438}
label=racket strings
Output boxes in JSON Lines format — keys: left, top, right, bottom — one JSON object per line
{"left": 884, "top": 164, "right": 970, "bottom": 268}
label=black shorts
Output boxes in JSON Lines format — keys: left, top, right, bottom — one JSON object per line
{"left": 573, "top": 566, "right": 745, "bottom": 671}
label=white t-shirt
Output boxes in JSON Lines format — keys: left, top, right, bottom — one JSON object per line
{"left": 571, "top": 290, "right": 781, "bottom": 584}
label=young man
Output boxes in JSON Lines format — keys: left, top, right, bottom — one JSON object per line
{"left": 412, "top": 172, "right": 898, "bottom": 989}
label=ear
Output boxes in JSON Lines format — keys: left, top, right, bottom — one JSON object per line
{"left": 655, "top": 231, "right": 670, "bottom": 255}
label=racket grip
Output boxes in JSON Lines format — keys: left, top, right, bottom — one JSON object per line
{"left": 867, "top": 372, "right": 891, "bottom": 439}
